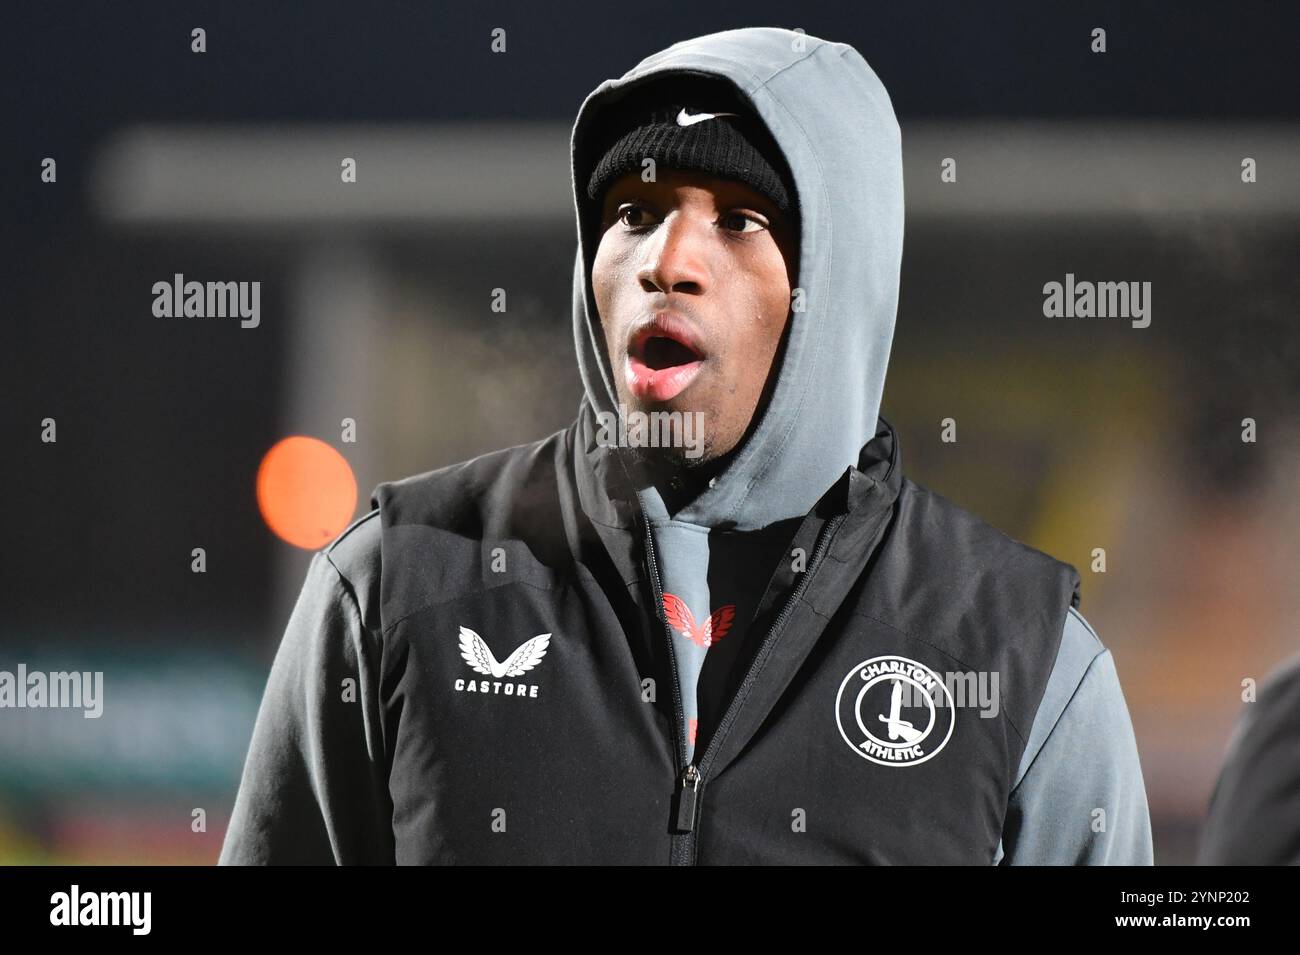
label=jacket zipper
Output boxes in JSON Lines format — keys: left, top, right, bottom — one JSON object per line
{"left": 641, "top": 514, "right": 688, "bottom": 773}
{"left": 642, "top": 508, "right": 847, "bottom": 862}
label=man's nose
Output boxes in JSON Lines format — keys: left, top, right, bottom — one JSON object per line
{"left": 637, "top": 211, "right": 708, "bottom": 296}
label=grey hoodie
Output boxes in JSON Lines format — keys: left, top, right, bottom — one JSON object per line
{"left": 572, "top": 29, "right": 902, "bottom": 531}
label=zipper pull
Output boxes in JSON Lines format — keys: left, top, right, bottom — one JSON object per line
{"left": 674, "top": 764, "right": 701, "bottom": 833}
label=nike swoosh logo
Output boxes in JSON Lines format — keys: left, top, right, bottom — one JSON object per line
{"left": 676, "top": 108, "right": 739, "bottom": 127}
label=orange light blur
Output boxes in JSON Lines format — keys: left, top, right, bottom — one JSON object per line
{"left": 256, "top": 436, "right": 358, "bottom": 550}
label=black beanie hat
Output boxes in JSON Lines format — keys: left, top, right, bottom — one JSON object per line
{"left": 585, "top": 96, "right": 796, "bottom": 215}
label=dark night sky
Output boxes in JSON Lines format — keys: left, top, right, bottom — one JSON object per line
{"left": 4, "top": 0, "right": 1298, "bottom": 222}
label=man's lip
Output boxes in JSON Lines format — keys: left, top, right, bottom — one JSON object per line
{"left": 625, "top": 353, "right": 704, "bottom": 402}
{"left": 626, "top": 311, "right": 707, "bottom": 363}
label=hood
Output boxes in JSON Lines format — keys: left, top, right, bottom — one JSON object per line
{"left": 569, "top": 26, "right": 904, "bottom": 531}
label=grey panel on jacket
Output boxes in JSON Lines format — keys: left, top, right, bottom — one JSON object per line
{"left": 994, "top": 607, "right": 1154, "bottom": 864}
{"left": 219, "top": 513, "right": 392, "bottom": 865}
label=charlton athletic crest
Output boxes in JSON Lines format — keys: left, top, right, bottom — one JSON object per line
{"left": 835, "top": 655, "right": 955, "bottom": 767}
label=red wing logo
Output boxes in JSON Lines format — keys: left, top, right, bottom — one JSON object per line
{"left": 662, "top": 594, "right": 736, "bottom": 648}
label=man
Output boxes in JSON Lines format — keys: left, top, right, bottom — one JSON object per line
{"left": 1198, "top": 651, "right": 1300, "bottom": 864}
{"left": 221, "top": 26, "right": 1152, "bottom": 865}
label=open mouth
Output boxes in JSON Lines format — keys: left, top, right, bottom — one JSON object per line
{"left": 638, "top": 335, "right": 702, "bottom": 370}
{"left": 625, "top": 313, "right": 707, "bottom": 403}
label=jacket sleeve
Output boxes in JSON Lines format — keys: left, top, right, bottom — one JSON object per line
{"left": 995, "top": 608, "right": 1154, "bottom": 865}
{"left": 1197, "top": 652, "right": 1300, "bottom": 864}
{"left": 219, "top": 550, "right": 395, "bottom": 865}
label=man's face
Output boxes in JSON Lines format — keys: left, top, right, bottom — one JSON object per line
{"left": 592, "top": 168, "right": 797, "bottom": 466}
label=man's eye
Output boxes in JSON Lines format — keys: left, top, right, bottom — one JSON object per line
{"left": 721, "top": 211, "right": 766, "bottom": 233}
{"left": 618, "top": 204, "right": 654, "bottom": 228}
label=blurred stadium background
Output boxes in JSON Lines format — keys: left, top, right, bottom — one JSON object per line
{"left": 3, "top": 2, "right": 1298, "bottom": 864}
